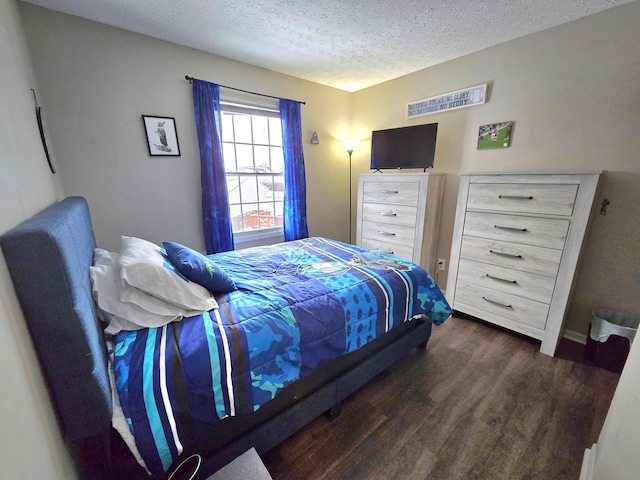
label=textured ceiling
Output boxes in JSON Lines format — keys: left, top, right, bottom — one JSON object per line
{"left": 23, "top": 0, "right": 633, "bottom": 92}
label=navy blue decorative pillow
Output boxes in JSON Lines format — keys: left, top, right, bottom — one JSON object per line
{"left": 162, "top": 241, "right": 236, "bottom": 293}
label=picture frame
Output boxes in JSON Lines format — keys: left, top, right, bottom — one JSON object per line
{"left": 477, "top": 121, "right": 514, "bottom": 149}
{"left": 142, "top": 115, "right": 180, "bottom": 156}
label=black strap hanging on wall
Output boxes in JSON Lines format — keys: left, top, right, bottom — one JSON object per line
{"left": 31, "top": 89, "right": 56, "bottom": 174}
{"left": 184, "top": 76, "right": 305, "bottom": 105}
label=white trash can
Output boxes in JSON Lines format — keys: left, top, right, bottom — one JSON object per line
{"left": 585, "top": 308, "right": 640, "bottom": 373}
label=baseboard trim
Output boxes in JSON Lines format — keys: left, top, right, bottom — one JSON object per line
{"left": 563, "top": 329, "right": 587, "bottom": 345}
{"left": 579, "top": 443, "right": 597, "bottom": 480}
{"left": 450, "top": 313, "right": 588, "bottom": 345}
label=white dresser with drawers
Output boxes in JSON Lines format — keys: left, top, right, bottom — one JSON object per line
{"left": 355, "top": 172, "right": 445, "bottom": 277}
{"left": 445, "top": 172, "right": 602, "bottom": 356}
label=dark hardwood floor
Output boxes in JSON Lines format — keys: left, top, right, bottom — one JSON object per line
{"left": 261, "top": 316, "right": 620, "bottom": 480}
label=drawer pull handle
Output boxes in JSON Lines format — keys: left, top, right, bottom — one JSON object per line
{"left": 377, "top": 230, "right": 396, "bottom": 236}
{"left": 498, "top": 195, "right": 533, "bottom": 200}
{"left": 494, "top": 225, "right": 527, "bottom": 232}
{"left": 489, "top": 249, "right": 523, "bottom": 259}
{"left": 482, "top": 297, "right": 513, "bottom": 309}
{"left": 485, "top": 274, "right": 517, "bottom": 284}
{"left": 379, "top": 189, "right": 399, "bottom": 194}
{"left": 378, "top": 211, "right": 398, "bottom": 217}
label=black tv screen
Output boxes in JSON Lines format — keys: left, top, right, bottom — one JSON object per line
{"left": 370, "top": 123, "right": 438, "bottom": 170}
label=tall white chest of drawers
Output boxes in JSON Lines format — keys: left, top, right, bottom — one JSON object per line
{"left": 445, "top": 173, "right": 602, "bottom": 356}
{"left": 355, "top": 173, "right": 445, "bottom": 277}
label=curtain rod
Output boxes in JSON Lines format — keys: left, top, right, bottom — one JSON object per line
{"left": 185, "top": 76, "right": 305, "bottom": 105}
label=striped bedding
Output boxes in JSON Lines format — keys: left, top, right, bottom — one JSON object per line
{"left": 113, "top": 237, "right": 451, "bottom": 475}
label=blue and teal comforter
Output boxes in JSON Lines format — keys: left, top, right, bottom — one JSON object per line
{"left": 113, "top": 237, "right": 451, "bottom": 475}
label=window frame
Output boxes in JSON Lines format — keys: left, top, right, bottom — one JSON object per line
{"left": 219, "top": 99, "right": 285, "bottom": 244}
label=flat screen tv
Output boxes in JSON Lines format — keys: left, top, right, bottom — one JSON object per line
{"left": 370, "top": 122, "right": 438, "bottom": 170}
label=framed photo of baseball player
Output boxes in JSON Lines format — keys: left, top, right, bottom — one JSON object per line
{"left": 477, "top": 121, "right": 513, "bottom": 149}
{"left": 142, "top": 115, "right": 181, "bottom": 156}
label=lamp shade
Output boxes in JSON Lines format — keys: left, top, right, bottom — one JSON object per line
{"left": 342, "top": 138, "right": 360, "bottom": 152}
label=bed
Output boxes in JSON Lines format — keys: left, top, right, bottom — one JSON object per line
{"left": 0, "top": 196, "right": 451, "bottom": 479}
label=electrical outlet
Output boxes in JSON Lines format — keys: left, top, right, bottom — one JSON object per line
{"left": 437, "top": 258, "right": 446, "bottom": 271}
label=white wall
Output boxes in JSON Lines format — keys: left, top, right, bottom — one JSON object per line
{"left": 0, "top": 1, "right": 76, "bottom": 479}
{"left": 351, "top": 1, "right": 640, "bottom": 336}
{"left": 19, "top": 3, "right": 352, "bottom": 254}
{"left": 591, "top": 332, "right": 640, "bottom": 479}
{"left": 21, "top": 1, "right": 640, "bottom": 338}
{"left": 6, "top": 0, "right": 640, "bottom": 477}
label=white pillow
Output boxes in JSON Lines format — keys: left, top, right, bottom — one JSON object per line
{"left": 90, "top": 249, "right": 181, "bottom": 334}
{"left": 119, "top": 283, "right": 203, "bottom": 318}
{"left": 118, "top": 236, "right": 218, "bottom": 312}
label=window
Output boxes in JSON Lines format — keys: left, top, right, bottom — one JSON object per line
{"left": 220, "top": 103, "right": 284, "bottom": 235}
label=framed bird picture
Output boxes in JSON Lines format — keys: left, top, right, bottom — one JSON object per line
{"left": 142, "top": 115, "right": 181, "bottom": 156}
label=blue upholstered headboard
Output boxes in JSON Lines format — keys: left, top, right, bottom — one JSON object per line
{"left": 0, "top": 197, "right": 111, "bottom": 443}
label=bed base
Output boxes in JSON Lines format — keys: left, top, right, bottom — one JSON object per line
{"left": 75, "top": 318, "right": 432, "bottom": 480}
{"left": 192, "top": 318, "right": 432, "bottom": 479}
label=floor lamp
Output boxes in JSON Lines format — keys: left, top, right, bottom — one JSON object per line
{"left": 342, "top": 138, "right": 360, "bottom": 244}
